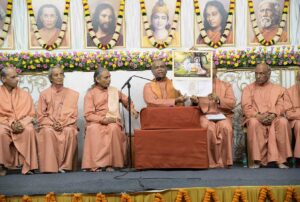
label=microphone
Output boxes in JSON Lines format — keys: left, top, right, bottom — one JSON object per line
{"left": 121, "top": 75, "right": 152, "bottom": 90}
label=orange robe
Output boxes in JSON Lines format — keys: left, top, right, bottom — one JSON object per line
{"left": 198, "top": 79, "right": 236, "bottom": 168}
{"left": 251, "top": 26, "right": 288, "bottom": 43}
{"left": 197, "top": 30, "right": 234, "bottom": 44}
{"left": 242, "top": 82, "right": 292, "bottom": 166}
{"left": 82, "top": 86, "right": 130, "bottom": 170}
{"left": 143, "top": 78, "right": 181, "bottom": 107}
{"left": 0, "top": 86, "right": 38, "bottom": 174}
{"left": 37, "top": 86, "right": 79, "bottom": 173}
{"left": 285, "top": 84, "right": 300, "bottom": 158}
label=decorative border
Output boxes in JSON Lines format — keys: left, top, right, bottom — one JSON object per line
{"left": 0, "top": 0, "right": 13, "bottom": 47}
{"left": 82, "top": 0, "right": 125, "bottom": 50}
{"left": 194, "top": 0, "right": 235, "bottom": 48}
{"left": 140, "top": 0, "right": 181, "bottom": 49}
{"left": 26, "top": 0, "right": 70, "bottom": 51}
{"left": 248, "top": 0, "right": 289, "bottom": 46}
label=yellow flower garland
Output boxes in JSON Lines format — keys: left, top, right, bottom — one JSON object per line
{"left": 154, "top": 193, "right": 165, "bottom": 202}
{"left": 0, "top": 0, "right": 13, "bottom": 47}
{"left": 95, "top": 193, "right": 107, "bottom": 202}
{"left": 0, "top": 195, "right": 6, "bottom": 202}
{"left": 26, "top": 0, "right": 70, "bottom": 51}
{"left": 140, "top": 0, "right": 181, "bottom": 49}
{"left": 258, "top": 186, "right": 276, "bottom": 202}
{"left": 248, "top": 0, "right": 289, "bottom": 46}
{"left": 203, "top": 188, "right": 220, "bottom": 202}
{"left": 232, "top": 189, "right": 248, "bottom": 202}
{"left": 120, "top": 193, "right": 132, "bottom": 202}
{"left": 83, "top": 0, "right": 125, "bottom": 50}
{"left": 175, "top": 189, "right": 192, "bottom": 202}
{"left": 72, "top": 193, "right": 83, "bottom": 202}
{"left": 284, "top": 187, "right": 300, "bottom": 202}
{"left": 45, "top": 192, "right": 56, "bottom": 202}
{"left": 194, "top": 0, "right": 235, "bottom": 49}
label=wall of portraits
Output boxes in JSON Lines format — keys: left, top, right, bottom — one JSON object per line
{"left": 0, "top": 0, "right": 299, "bottom": 50}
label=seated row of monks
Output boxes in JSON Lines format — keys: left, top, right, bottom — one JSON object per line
{"left": 0, "top": 61, "right": 299, "bottom": 176}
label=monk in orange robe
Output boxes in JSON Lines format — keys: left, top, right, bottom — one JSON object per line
{"left": 242, "top": 63, "right": 292, "bottom": 168}
{"left": 82, "top": 68, "right": 139, "bottom": 172}
{"left": 143, "top": 60, "right": 187, "bottom": 107}
{"left": 0, "top": 67, "right": 38, "bottom": 176}
{"left": 191, "top": 66, "right": 236, "bottom": 168}
{"left": 37, "top": 66, "right": 79, "bottom": 173}
{"left": 284, "top": 71, "right": 300, "bottom": 167}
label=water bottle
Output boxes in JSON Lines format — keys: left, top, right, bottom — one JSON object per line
{"left": 242, "top": 153, "right": 248, "bottom": 167}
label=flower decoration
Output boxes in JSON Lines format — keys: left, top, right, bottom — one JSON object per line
{"left": 154, "top": 193, "right": 165, "bottom": 202}
{"left": 214, "top": 46, "right": 300, "bottom": 68}
{"left": 45, "top": 192, "right": 56, "bottom": 202}
{"left": 0, "top": 195, "right": 6, "bottom": 202}
{"left": 72, "top": 194, "right": 83, "bottom": 202}
{"left": 248, "top": 0, "right": 289, "bottom": 46}
{"left": 0, "top": 51, "right": 172, "bottom": 73}
{"left": 22, "top": 196, "right": 32, "bottom": 202}
{"left": 232, "top": 189, "right": 248, "bottom": 202}
{"left": 258, "top": 186, "right": 276, "bottom": 202}
{"left": 82, "top": 0, "right": 125, "bottom": 50}
{"left": 95, "top": 193, "right": 107, "bottom": 202}
{"left": 194, "top": 0, "right": 235, "bottom": 48}
{"left": 120, "top": 193, "right": 132, "bottom": 202}
{"left": 0, "top": 0, "right": 13, "bottom": 47}
{"left": 27, "top": 0, "right": 70, "bottom": 51}
{"left": 175, "top": 189, "right": 192, "bottom": 202}
{"left": 140, "top": 0, "right": 181, "bottom": 49}
{"left": 283, "top": 187, "right": 300, "bottom": 202}
{"left": 203, "top": 188, "right": 220, "bottom": 202}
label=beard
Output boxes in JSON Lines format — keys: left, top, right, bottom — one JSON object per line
{"left": 99, "top": 21, "right": 114, "bottom": 34}
{"left": 260, "top": 17, "right": 272, "bottom": 28}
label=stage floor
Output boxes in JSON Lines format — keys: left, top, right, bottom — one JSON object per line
{"left": 0, "top": 167, "right": 299, "bottom": 196}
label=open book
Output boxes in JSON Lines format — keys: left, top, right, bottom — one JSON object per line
{"left": 205, "top": 113, "right": 226, "bottom": 121}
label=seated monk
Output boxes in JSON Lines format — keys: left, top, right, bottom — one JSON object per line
{"left": 0, "top": 67, "right": 38, "bottom": 176}
{"left": 143, "top": 60, "right": 187, "bottom": 107}
{"left": 37, "top": 66, "right": 79, "bottom": 173}
{"left": 191, "top": 66, "right": 236, "bottom": 168}
{"left": 241, "top": 63, "right": 292, "bottom": 169}
{"left": 81, "top": 68, "right": 139, "bottom": 172}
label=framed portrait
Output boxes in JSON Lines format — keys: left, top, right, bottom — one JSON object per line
{"left": 85, "top": 0, "right": 125, "bottom": 49}
{"left": 194, "top": 0, "right": 235, "bottom": 47}
{"left": 172, "top": 50, "right": 213, "bottom": 97}
{"left": 247, "top": 0, "right": 289, "bottom": 45}
{"left": 28, "top": 0, "right": 71, "bottom": 49}
{"left": 0, "top": 0, "right": 14, "bottom": 49}
{"left": 141, "top": 0, "right": 181, "bottom": 48}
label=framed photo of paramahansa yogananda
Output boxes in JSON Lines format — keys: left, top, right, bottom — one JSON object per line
{"left": 194, "top": 0, "right": 235, "bottom": 47}
{"left": 0, "top": 0, "right": 14, "bottom": 49}
{"left": 28, "top": 0, "right": 71, "bottom": 49}
{"left": 248, "top": 0, "right": 289, "bottom": 45}
{"left": 172, "top": 50, "right": 213, "bottom": 97}
{"left": 85, "top": 0, "right": 125, "bottom": 48}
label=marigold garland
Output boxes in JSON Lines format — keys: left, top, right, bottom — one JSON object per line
{"left": 248, "top": 0, "right": 289, "bottom": 46}
{"left": 258, "top": 186, "right": 276, "bottom": 202}
{"left": 45, "top": 192, "right": 56, "bottom": 202}
{"left": 175, "top": 189, "right": 192, "bottom": 202}
{"left": 232, "top": 189, "right": 248, "bottom": 202}
{"left": 203, "top": 188, "right": 220, "bottom": 202}
{"left": 194, "top": 0, "right": 235, "bottom": 48}
{"left": 283, "top": 187, "right": 300, "bottom": 202}
{"left": 95, "top": 193, "right": 107, "bottom": 202}
{"left": 120, "top": 193, "right": 132, "bottom": 202}
{"left": 140, "top": 0, "right": 181, "bottom": 49}
{"left": 0, "top": 195, "right": 6, "bottom": 202}
{"left": 0, "top": 0, "right": 13, "bottom": 47}
{"left": 82, "top": 0, "right": 125, "bottom": 50}
{"left": 22, "top": 195, "right": 32, "bottom": 202}
{"left": 72, "top": 193, "right": 83, "bottom": 202}
{"left": 26, "top": 0, "right": 70, "bottom": 51}
{"left": 154, "top": 193, "right": 165, "bottom": 202}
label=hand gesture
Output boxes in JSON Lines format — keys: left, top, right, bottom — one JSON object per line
{"left": 131, "top": 108, "right": 139, "bottom": 119}
{"left": 190, "top": 95, "right": 199, "bottom": 104}
{"left": 11, "top": 121, "right": 24, "bottom": 134}
{"left": 101, "top": 117, "right": 116, "bottom": 125}
{"left": 52, "top": 121, "right": 63, "bottom": 132}
{"left": 208, "top": 93, "right": 220, "bottom": 103}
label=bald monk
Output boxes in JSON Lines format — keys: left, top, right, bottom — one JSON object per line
{"left": 0, "top": 67, "right": 38, "bottom": 176}
{"left": 82, "top": 68, "right": 139, "bottom": 172}
{"left": 37, "top": 66, "right": 79, "bottom": 173}
{"left": 191, "top": 66, "right": 236, "bottom": 168}
{"left": 143, "top": 60, "right": 187, "bottom": 107}
{"left": 241, "top": 63, "right": 292, "bottom": 168}
{"left": 284, "top": 71, "right": 300, "bottom": 167}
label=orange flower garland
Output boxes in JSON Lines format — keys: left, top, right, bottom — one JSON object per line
{"left": 203, "top": 188, "right": 220, "bottom": 202}
{"left": 95, "top": 193, "right": 107, "bottom": 202}
{"left": 0, "top": 0, "right": 13, "bottom": 47}
{"left": 284, "top": 187, "right": 300, "bottom": 202}
{"left": 22, "top": 195, "right": 32, "bottom": 202}
{"left": 175, "top": 189, "right": 192, "bottom": 202}
{"left": 0, "top": 195, "right": 6, "bottom": 202}
{"left": 154, "top": 193, "right": 165, "bottom": 202}
{"left": 72, "top": 193, "right": 83, "bottom": 202}
{"left": 120, "top": 193, "right": 132, "bottom": 202}
{"left": 232, "top": 189, "right": 248, "bottom": 202}
{"left": 45, "top": 192, "right": 56, "bottom": 202}
{"left": 258, "top": 186, "right": 276, "bottom": 202}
